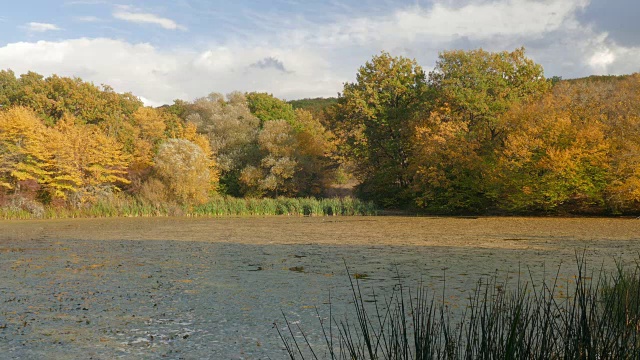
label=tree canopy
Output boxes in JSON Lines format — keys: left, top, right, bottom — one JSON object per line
{"left": 336, "top": 51, "right": 428, "bottom": 206}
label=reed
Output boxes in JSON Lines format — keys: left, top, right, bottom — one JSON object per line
{"left": 276, "top": 257, "right": 640, "bottom": 359}
{"left": 0, "top": 194, "right": 377, "bottom": 219}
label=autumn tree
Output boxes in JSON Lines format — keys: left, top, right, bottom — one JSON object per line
{"left": 291, "top": 109, "right": 337, "bottom": 196}
{"left": 152, "top": 138, "right": 216, "bottom": 205}
{"left": 336, "top": 51, "right": 428, "bottom": 206}
{"left": 124, "top": 106, "right": 185, "bottom": 171}
{"left": 493, "top": 86, "right": 609, "bottom": 213}
{"left": 0, "top": 107, "right": 131, "bottom": 205}
{"left": 0, "top": 107, "right": 51, "bottom": 193}
{"left": 412, "top": 108, "right": 484, "bottom": 211}
{"left": 240, "top": 120, "right": 297, "bottom": 197}
{"left": 184, "top": 92, "right": 261, "bottom": 195}
{"left": 411, "top": 48, "right": 550, "bottom": 212}
{"left": 574, "top": 75, "right": 640, "bottom": 213}
{"left": 429, "top": 47, "right": 550, "bottom": 149}
{"left": 43, "top": 114, "right": 131, "bottom": 204}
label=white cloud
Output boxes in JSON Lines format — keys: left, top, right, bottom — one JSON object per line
{"left": 583, "top": 38, "right": 640, "bottom": 75}
{"left": 113, "top": 6, "right": 186, "bottom": 31}
{"left": 0, "top": 38, "right": 337, "bottom": 106}
{"left": 293, "top": 0, "right": 589, "bottom": 48}
{"left": 1, "top": 0, "right": 639, "bottom": 106}
{"left": 394, "top": 0, "right": 585, "bottom": 39}
{"left": 24, "top": 22, "right": 61, "bottom": 33}
{"left": 525, "top": 20, "right": 640, "bottom": 77}
{"left": 589, "top": 49, "right": 615, "bottom": 69}
{"left": 138, "top": 96, "right": 166, "bottom": 108}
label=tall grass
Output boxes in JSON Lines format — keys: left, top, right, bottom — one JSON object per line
{"left": 191, "top": 196, "right": 377, "bottom": 217}
{"left": 0, "top": 195, "right": 377, "bottom": 219}
{"left": 276, "top": 258, "right": 640, "bottom": 359}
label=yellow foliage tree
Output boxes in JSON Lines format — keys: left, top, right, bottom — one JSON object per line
{"left": 118, "top": 107, "right": 188, "bottom": 181}
{"left": 494, "top": 83, "right": 610, "bottom": 212}
{"left": 600, "top": 74, "right": 640, "bottom": 210}
{"left": 153, "top": 138, "right": 216, "bottom": 205}
{"left": 292, "top": 109, "right": 337, "bottom": 196}
{"left": 0, "top": 107, "right": 51, "bottom": 191}
{"left": 411, "top": 106, "right": 483, "bottom": 211}
{"left": 45, "top": 115, "right": 130, "bottom": 203}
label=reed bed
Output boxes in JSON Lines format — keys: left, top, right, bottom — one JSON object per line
{"left": 0, "top": 195, "right": 377, "bottom": 219}
{"left": 190, "top": 196, "right": 377, "bottom": 217}
{"left": 276, "top": 258, "right": 640, "bottom": 359}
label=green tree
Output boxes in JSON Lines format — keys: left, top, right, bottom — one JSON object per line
{"left": 336, "top": 51, "right": 428, "bottom": 206}
{"left": 7, "top": 72, "right": 142, "bottom": 127}
{"left": 238, "top": 109, "right": 338, "bottom": 197}
{"left": 429, "top": 47, "right": 549, "bottom": 149}
{"left": 289, "top": 97, "right": 338, "bottom": 127}
{"left": 0, "top": 70, "right": 20, "bottom": 107}
{"left": 246, "top": 92, "right": 296, "bottom": 125}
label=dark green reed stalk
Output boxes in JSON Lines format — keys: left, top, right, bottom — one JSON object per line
{"left": 275, "top": 257, "right": 640, "bottom": 359}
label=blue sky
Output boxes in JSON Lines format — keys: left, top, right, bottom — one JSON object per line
{"left": 1, "top": 0, "right": 638, "bottom": 106}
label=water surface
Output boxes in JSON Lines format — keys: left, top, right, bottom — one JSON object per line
{"left": 0, "top": 217, "right": 638, "bottom": 358}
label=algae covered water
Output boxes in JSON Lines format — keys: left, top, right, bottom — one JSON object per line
{"left": 0, "top": 217, "right": 638, "bottom": 358}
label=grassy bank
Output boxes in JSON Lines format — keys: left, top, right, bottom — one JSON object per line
{"left": 277, "top": 259, "right": 640, "bottom": 359}
{"left": 0, "top": 195, "right": 378, "bottom": 220}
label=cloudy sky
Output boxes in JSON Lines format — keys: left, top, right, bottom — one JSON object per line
{"left": 0, "top": 0, "right": 638, "bottom": 106}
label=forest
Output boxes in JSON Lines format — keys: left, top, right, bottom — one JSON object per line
{"left": 1, "top": 47, "right": 639, "bottom": 216}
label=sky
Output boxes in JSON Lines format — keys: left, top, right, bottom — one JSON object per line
{"left": 0, "top": 0, "right": 638, "bottom": 106}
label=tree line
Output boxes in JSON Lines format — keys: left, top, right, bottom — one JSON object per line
{"left": 1, "top": 47, "right": 639, "bottom": 215}
{"left": 332, "top": 49, "right": 640, "bottom": 214}
{"left": 0, "top": 71, "right": 336, "bottom": 212}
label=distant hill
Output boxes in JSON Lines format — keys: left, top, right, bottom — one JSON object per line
{"left": 561, "top": 74, "right": 634, "bottom": 84}
{"left": 289, "top": 97, "right": 337, "bottom": 111}
{"left": 288, "top": 97, "right": 338, "bottom": 125}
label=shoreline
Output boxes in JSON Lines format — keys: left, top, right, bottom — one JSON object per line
{"left": 2, "top": 216, "right": 639, "bottom": 250}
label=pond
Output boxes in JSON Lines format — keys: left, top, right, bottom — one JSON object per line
{"left": 0, "top": 217, "right": 639, "bottom": 359}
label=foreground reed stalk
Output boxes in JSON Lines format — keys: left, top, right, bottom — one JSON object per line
{"left": 276, "top": 258, "right": 640, "bottom": 359}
